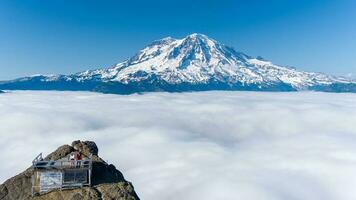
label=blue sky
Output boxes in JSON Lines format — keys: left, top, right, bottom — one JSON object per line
{"left": 0, "top": 0, "right": 355, "bottom": 80}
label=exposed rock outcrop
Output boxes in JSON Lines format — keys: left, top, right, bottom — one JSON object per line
{"left": 0, "top": 141, "right": 140, "bottom": 200}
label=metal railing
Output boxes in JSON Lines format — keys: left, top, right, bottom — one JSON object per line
{"left": 33, "top": 159, "right": 92, "bottom": 170}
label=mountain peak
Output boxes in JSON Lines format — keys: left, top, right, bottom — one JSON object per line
{"left": 0, "top": 33, "right": 356, "bottom": 93}
{"left": 186, "top": 33, "right": 210, "bottom": 39}
{"left": 183, "top": 33, "right": 217, "bottom": 45}
{"left": 0, "top": 140, "right": 140, "bottom": 200}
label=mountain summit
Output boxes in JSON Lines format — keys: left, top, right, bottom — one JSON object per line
{"left": 0, "top": 33, "right": 355, "bottom": 93}
{"left": 0, "top": 140, "right": 140, "bottom": 200}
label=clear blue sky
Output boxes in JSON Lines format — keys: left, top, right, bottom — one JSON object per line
{"left": 0, "top": 0, "right": 355, "bottom": 80}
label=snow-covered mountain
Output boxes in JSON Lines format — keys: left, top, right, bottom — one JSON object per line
{"left": 0, "top": 33, "right": 355, "bottom": 93}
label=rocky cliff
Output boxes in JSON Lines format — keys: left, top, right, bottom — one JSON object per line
{"left": 0, "top": 140, "right": 140, "bottom": 200}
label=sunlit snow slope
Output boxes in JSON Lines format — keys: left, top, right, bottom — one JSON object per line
{"left": 1, "top": 33, "right": 355, "bottom": 93}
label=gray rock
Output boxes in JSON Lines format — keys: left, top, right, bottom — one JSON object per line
{"left": 0, "top": 140, "right": 140, "bottom": 200}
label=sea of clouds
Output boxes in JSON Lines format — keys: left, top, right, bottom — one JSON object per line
{"left": 1, "top": 91, "right": 356, "bottom": 200}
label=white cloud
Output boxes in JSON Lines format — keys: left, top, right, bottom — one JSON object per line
{"left": 1, "top": 91, "right": 356, "bottom": 200}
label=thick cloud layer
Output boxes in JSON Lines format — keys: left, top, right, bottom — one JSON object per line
{"left": 1, "top": 91, "right": 356, "bottom": 200}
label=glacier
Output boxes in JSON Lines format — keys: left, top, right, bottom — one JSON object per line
{"left": 0, "top": 33, "right": 355, "bottom": 94}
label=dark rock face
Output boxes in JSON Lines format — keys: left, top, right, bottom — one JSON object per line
{"left": 309, "top": 83, "right": 356, "bottom": 93}
{"left": 1, "top": 74, "right": 355, "bottom": 94}
{"left": 72, "top": 140, "right": 99, "bottom": 156}
{"left": 0, "top": 141, "right": 140, "bottom": 200}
